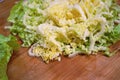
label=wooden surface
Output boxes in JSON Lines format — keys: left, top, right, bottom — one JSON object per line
{"left": 0, "top": 0, "right": 120, "bottom": 80}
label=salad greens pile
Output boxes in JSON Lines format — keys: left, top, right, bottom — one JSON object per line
{"left": 0, "top": 35, "right": 19, "bottom": 80}
{"left": 8, "top": 0, "right": 120, "bottom": 63}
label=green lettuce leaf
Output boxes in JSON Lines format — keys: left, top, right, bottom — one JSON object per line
{"left": 0, "top": 34, "right": 19, "bottom": 80}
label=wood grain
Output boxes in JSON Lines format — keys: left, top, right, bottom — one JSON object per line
{"left": 0, "top": 0, "right": 120, "bottom": 80}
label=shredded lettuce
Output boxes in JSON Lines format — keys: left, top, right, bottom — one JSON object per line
{"left": 8, "top": 0, "right": 120, "bottom": 63}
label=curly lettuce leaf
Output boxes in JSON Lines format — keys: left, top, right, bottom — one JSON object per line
{"left": 0, "top": 34, "right": 19, "bottom": 80}
{"left": 0, "top": 43, "right": 11, "bottom": 80}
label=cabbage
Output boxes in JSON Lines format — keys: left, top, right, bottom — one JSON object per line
{"left": 8, "top": 0, "right": 47, "bottom": 47}
{"left": 8, "top": 0, "right": 120, "bottom": 63}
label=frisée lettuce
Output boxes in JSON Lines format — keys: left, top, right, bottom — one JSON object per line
{"left": 8, "top": 0, "right": 120, "bottom": 63}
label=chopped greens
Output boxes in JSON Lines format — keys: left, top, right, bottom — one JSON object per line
{"left": 8, "top": 0, "right": 120, "bottom": 63}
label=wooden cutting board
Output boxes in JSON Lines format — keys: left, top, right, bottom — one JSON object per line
{"left": 0, "top": 0, "right": 120, "bottom": 80}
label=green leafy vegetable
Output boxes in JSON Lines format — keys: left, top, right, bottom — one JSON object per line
{"left": 0, "top": 34, "right": 19, "bottom": 80}
{"left": 8, "top": 0, "right": 120, "bottom": 63}
{"left": 8, "top": 0, "right": 47, "bottom": 47}
{"left": 107, "top": 24, "right": 120, "bottom": 43}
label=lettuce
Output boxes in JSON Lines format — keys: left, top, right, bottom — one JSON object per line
{"left": 0, "top": 35, "right": 19, "bottom": 80}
